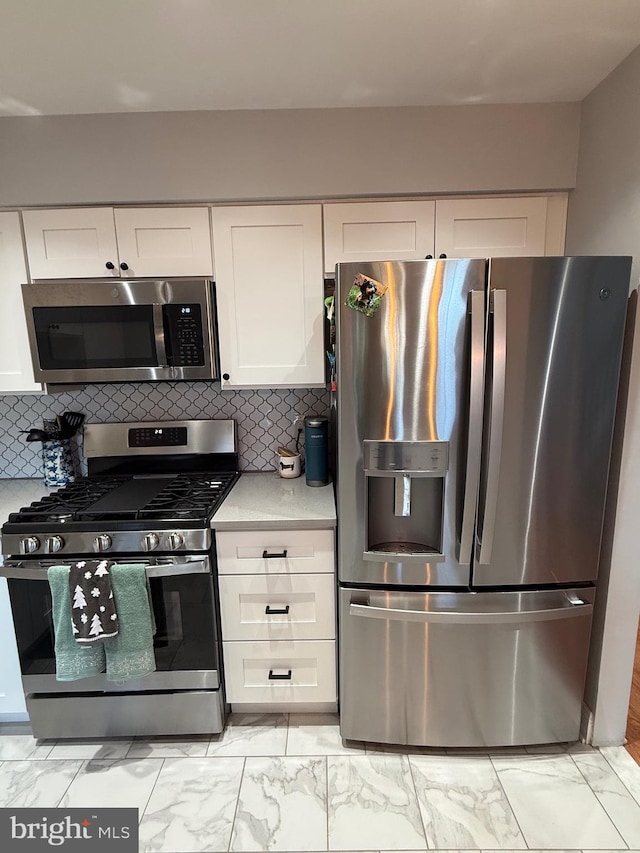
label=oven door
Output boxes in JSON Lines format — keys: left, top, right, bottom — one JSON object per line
{"left": 22, "top": 279, "right": 217, "bottom": 383}
{"left": 1, "top": 556, "right": 222, "bottom": 695}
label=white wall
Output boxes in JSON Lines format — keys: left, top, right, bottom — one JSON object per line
{"left": 0, "top": 103, "right": 579, "bottom": 207}
{"left": 566, "top": 44, "right": 640, "bottom": 746}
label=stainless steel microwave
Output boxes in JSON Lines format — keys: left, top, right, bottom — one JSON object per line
{"left": 22, "top": 279, "right": 219, "bottom": 385}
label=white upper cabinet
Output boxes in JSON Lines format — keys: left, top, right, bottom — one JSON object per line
{"left": 0, "top": 212, "right": 41, "bottom": 394}
{"left": 435, "top": 196, "right": 556, "bottom": 258}
{"left": 113, "top": 207, "right": 213, "bottom": 278}
{"left": 23, "top": 207, "right": 213, "bottom": 279}
{"left": 212, "top": 204, "right": 325, "bottom": 389}
{"left": 323, "top": 196, "right": 567, "bottom": 272}
{"left": 323, "top": 201, "right": 436, "bottom": 274}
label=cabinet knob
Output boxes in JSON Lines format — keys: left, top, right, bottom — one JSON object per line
{"left": 105, "top": 261, "right": 115, "bottom": 270}
{"left": 439, "top": 253, "right": 447, "bottom": 259}
{"left": 425, "top": 255, "right": 433, "bottom": 259}
{"left": 120, "top": 262, "right": 129, "bottom": 271}
{"left": 222, "top": 373, "right": 230, "bottom": 381}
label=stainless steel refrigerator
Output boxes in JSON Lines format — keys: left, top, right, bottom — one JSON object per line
{"left": 336, "top": 256, "right": 631, "bottom": 747}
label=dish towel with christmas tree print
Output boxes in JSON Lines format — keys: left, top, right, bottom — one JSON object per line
{"left": 69, "top": 559, "right": 119, "bottom": 643}
{"left": 47, "top": 565, "right": 105, "bottom": 681}
{"left": 103, "top": 563, "right": 156, "bottom": 682}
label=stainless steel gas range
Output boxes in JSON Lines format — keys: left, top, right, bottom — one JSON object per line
{"left": 0, "top": 419, "right": 239, "bottom": 739}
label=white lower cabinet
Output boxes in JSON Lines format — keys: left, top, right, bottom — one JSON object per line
{"left": 223, "top": 640, "right": 336, "bottom": 704}
{"left": 216, "top": 528, "right": 337, "bottom": 708}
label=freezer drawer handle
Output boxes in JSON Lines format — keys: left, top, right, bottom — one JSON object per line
{"left": 262, "top": 549, "right": 288, "bottom": 559}
{"left": 268, "top": 669, "right": 293, "bottom": 680}
{"left": 349, "top": 600, "right": 592, "bottom": 625}
{"left": 265, "top": 605, "right": 290, "bottom": 615}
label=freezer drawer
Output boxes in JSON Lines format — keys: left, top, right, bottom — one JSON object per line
{"left": 339, "top": 586, "right": 594, "bottom": 747}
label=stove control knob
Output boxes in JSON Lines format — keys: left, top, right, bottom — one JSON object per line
{"left": 166, "top": 532, "right": 184, "bottom": 551}
{"left": 93, "top": 534, "right": 112, "bottom": 553}
{"left": 142, "top": 532, "right": 160, "bottom": 552}
{"left": 44, "top": 535, "right": 64, "bottom": 554}
{"left": 19, "top": 536, "right": 40, "bottom": 554}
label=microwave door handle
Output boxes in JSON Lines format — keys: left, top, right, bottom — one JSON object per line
{"left": 478, "top": 288, "right": 507, "bottom": 566}
{"left": 458, "top": 289, "right": 486, "bottom": 564}
{"left": 153, "top": 303, "right": 168, "bottom": 366}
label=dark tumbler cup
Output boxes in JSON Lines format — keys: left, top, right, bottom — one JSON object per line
{"left": 304, "top": 415, "right": 329, "bottom": 487}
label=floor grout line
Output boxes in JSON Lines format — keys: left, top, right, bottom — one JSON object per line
{"left": 138, "top": 756, "right": 166, "bottom": 824}
{"left": 227, "top": 756, "right": 246, "bottom": 852}
{"left": 405, "top": 754, "right": 430, "bottom": 851}
{"left": 488, "top": 753, "right": 531, "bottom": 850}
{"left": 53, "top": 757, "right": 86, "bottom": 808}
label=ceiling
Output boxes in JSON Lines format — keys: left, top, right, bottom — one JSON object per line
{"left": 2, "top": 0, "right": 640, "bottom": 117}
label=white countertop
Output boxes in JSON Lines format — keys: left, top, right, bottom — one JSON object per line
{"left": 0, "top": 478, "right": 49, "bottom": 526}
{"left": 212, "top": 472, "right": 336, "bottom": 530}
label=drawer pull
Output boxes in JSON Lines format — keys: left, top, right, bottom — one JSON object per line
{"left": 265, "top": 605, "right": 290, "bottom": 615}
{"left": 268, "top": 669, "right": 293, "bottom": 680}
{"left": 262, "top": 549, "right": 288, "bottom": 559}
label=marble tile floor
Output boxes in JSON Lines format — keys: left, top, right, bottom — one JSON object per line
{"left": 1, "top": 713, "right": 640, "bottom": 853}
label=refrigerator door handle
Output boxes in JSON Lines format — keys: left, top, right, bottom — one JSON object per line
{"left": 478, "top": 288, "right": 507, "bottom": 566}
{"left": 349, "top": 599, "right": 592, "bottom": 625}
{"left": 459, "top": 289, "right": 486, "bottom": 563}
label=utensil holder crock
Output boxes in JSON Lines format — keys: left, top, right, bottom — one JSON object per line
{"left": 42, "top": 439, "right": 75, "bottom": 487}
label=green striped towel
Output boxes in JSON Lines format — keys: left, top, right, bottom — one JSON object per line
{"left": 104, "top": 564, "right": 156, "bottom": 682}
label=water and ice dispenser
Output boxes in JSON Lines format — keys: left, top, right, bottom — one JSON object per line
{"left": 363, "top": 440, "right": 449, "bottom": 562}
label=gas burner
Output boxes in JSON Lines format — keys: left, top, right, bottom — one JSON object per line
{"left": 47, "top": 512, "right": 73, "bottom": 523}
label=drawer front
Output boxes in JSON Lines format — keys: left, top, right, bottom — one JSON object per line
{"left": 223, "top": 640, "right": 336, "bottom": 703}
{"left": 216, "top": 529, "right": 334, "bottom": 575}
{"left": 219, "top": 574, "right": 335, "bottom": 641}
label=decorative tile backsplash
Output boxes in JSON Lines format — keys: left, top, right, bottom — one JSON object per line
{"left": 0, "top": 383, "right": 330, "bottom": 479}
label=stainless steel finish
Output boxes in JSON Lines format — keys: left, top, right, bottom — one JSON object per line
{"left": 93, "top": 533, "right": 112, "bottom": 553}
{"left": 23, "top": 669, "right": 220, "bottom": 693}
{"left": 339, "top": 586, "right": 595, "bottom": 746}
{"left": 142, "top": 532, "right": 160, "bottom": 552}
{"left": 0, "top": 554, "right": 211, "bottom": 580}
{"left": 478, "top": 288, "right": 507, "bottom": 566}
{"left": 22, "top": 278, "right": 218, "bottom": 384}
{"left": 363, "top": 440, "right": 449, "bottom": 475}
{"left": 458, "top": 289, "right": 486, "bottom": 564}
{"left": 474, "top": 257, "right": 630, "bottom": 586}
{"left": 349, "top": 594, "right": 592, "bottom": 624}
{"left": 83, "top": 419, "right": 237, "bottom": 459}
{"left": 44, "top": 535, "right": 64, "bottom": 554}
{"left": 19, "top": 536, "right": 40, "bottom": 554}
{"left": 394, "top": 475, "right": 411, "bottom": 517}
{"left": 167, "top": 532, "right": 184, "bottom": 550}
{"left": 26, "top": 690, "right": 225, "bottom": 739}
{"left": 3, "top": 527, "right": 211, "bottom": 556}
{"left": 152, "top": 301, "right": 168, "bottom": 367}
{"left": 337, "top": 259, "right": 486, "bottom": 587}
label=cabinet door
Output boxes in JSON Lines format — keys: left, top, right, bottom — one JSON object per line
{"left": 323, "top": 201, "right": 436, "bottom": 273}
{"left": 22, "top": 208, "right": 119, "bottom": 279}
{"left": 435, "top": 197, "right": 549, "bottom": 258}
{"left": 0, "top": 213, "right": 41, "bottom": 394}
{"left": 212, "top": 205, "right": 324, "bottom": 388}
{"left": 114, "top": 207, "right": 213, "bottom": 277}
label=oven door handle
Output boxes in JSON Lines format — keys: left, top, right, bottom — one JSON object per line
{"left": 0, "top": 558, "right": 211, "bottom": 580}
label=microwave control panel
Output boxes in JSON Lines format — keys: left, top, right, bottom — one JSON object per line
{"left": 163, "top": 304, "right": 205, "bottom": 366}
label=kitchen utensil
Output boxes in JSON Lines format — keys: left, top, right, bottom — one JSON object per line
{"left": 277, "top": 446, "right": 297, "bottom": 457}
{"left": 22, "top": 429, "right": 49, "bottom": 442}
{"left": 59, "top": 411, "right": 85, "bottom": 438}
